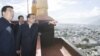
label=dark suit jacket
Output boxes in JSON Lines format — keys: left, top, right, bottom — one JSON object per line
{"left": 16, "top": 23, "right": 38, "bottom": 56}
{"left": 0, "top": 17, "right": 16, "bottom": 56}
{"left": 16, "top": 22, "right": 49, "bottom": 56}
{"left": 38, "top": 21, "right": 54, "bottom": 47}
{"left": 11, "top": 23, "right": 18, "bottom": 37}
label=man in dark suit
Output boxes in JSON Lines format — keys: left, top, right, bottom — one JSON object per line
{"left": 15, "top": 15, "right": 24, "bottom": 36}
{"left": 18, "top": 15, "right": 24, "bottom": 25}
{"left": 0, "top": 5, "right": 16, "bottom": 56}
{"left": 16, "top": 13, "right": 56, "bottom": 56}
{"left": 15, "top": 15, "right": 24, "bottom": 56}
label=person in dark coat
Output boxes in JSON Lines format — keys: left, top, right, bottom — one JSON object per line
{"left": 11, "top": 23, "right": 17, "bottom": 37}
{"left": 15, "top": 15, "right": 24, "bottom": 56}
{"left": 0, "top": 5, "right": 16, "bottom": 56}
{"left": 16, "top": 13, "right": 56, "bottom": 56}
{"left": 15, "top": 15, "right": 24, "bottom": 37}
{"left": 16, "top": 15, "right": 24, "bottom": 31}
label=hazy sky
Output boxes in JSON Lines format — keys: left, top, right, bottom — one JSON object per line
{"left": 48, "top": 0, "right": 100, "bottom": 24}
{"left": 0, "top": 0, "right": 28, "bottom": 20}
{"left": 0, "top": 0, "right": 100, "bottom": 24}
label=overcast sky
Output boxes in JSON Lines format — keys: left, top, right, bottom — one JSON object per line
{"left": 48, "top": 0, "right": 100, "bottom": 24}
{"left": 0, "top": 0, "right": 100, "bottom": 24}
{"left": 0, "top": 0, "right": 29, "bottom": 20}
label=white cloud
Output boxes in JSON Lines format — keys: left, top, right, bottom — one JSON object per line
{"left": 49, "top": 5, "right": 100, "bottom": 24}
{"left": 48, "top": 0, "right": 100, "bottom": 24}
{"left": 60, "top": 0, "right": 78, "bottom": 5}
{"left": 60, "top": 8, "right": 100, "bottom": 23}
{"left": 48, "top": 0, "right": 78, "bottom": 12}
{"left": 48, "top": 0, "right": 64, "bottom": 11}
{"left": 1, "top": 0, "right": 26, "bottom": 4}
{"left": 61, "top": 7, "right": 100, "bottom": 19}
{"left": 91, "top": 7, "right": 100, "bottom": 16}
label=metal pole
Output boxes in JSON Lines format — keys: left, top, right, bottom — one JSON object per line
{"left": 27, "top": 0, "right": 29, "bottom": 14}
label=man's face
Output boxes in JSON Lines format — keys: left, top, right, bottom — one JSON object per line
{"left": 28, "top": 15, "right": 36, "bottom": 24}
{"left": 3, "top": 8, "right": 14, "bottom": 21}
{"left": 19, "top": 17, "right": 24, "bottom": 24}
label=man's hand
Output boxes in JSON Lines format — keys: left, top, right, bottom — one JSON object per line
{"left": 16, "top": 50, "right": 21, "bottom": 54}
{"left": 49, "top": 20, "right": 57, "bottom": 26}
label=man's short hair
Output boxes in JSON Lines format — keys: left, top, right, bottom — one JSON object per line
{"left": 1, "top": 5, "right": 13, "bottom": 16}
{"left": 18, "top": 15, "right": 24, "bottom": 20}
{"left": 27, "top": 13, "right": 35, "bottom": 19}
